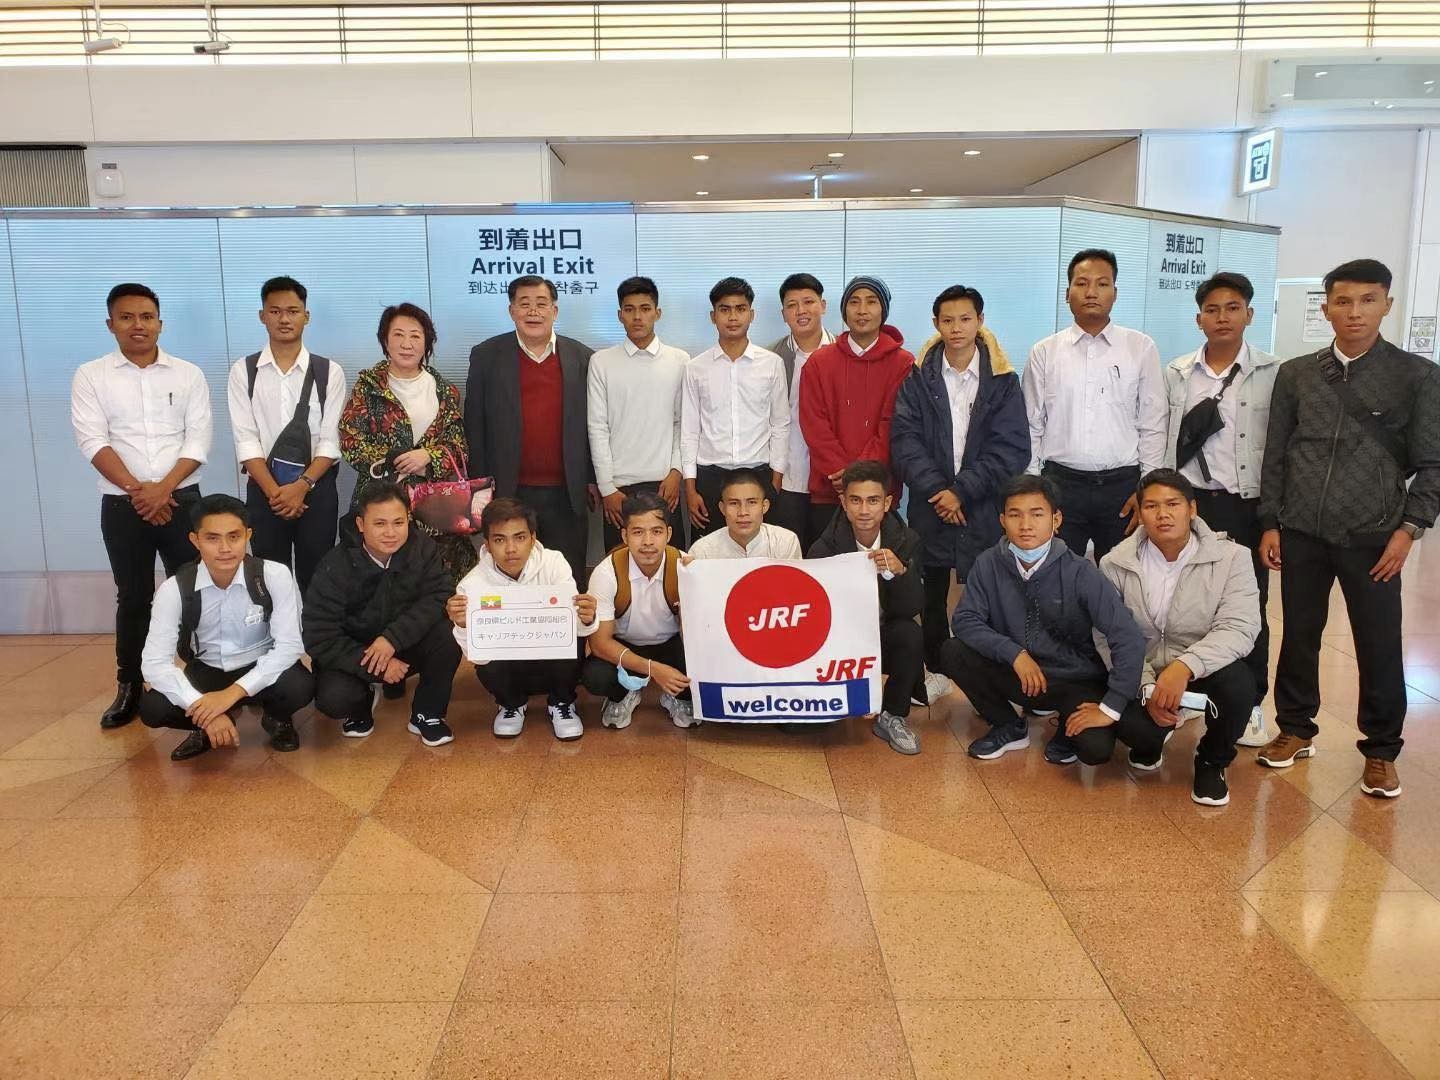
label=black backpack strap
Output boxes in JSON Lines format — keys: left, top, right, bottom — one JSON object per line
{"left": 306, "top": 353, "right": 330, "bottom": 412}
{"left": 243, "top": 556, "right": 273, "bottom": 623}
{"left": 175, "top": 561, "right": 202, "bottom": 661}
{"left": 244, "top": 352, "right": 263, "bottom": 398}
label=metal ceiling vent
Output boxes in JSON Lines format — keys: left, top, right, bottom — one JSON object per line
{"left": 0, "top": 146, "right": 88, "bottom": 208}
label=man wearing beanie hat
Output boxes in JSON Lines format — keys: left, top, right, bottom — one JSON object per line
{"left": 797, "top": 275, "right": 916, "bottom": 542}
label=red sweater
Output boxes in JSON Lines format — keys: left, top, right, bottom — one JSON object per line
{"left": 797, "top": 326, "right": 915, "bottom": 504}
{"left": 517, "top": 349, "right": 566, "bottom": 487}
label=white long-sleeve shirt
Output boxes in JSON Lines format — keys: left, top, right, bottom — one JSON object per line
{"left": 71, "top": 349, "right": 213, "bottom": 495}
{"left": 141, "top": 559, "right": 304, "bottom": 709}
{"left": 680, "top": 341, "right": 790, "bottom": 479}
{"left": 779, "top": 330, "right": 834, "bottom": 495}
{"left": 226, "top": 346, "right": 347, "bottom": 464}
{"left": 1021, "top": 323, "right": 1166, "bottom": 475}
{"left": 587, "top": 336, "right": 688, "bottom": 495}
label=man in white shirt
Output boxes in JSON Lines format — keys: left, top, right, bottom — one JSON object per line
{"left": 581, "top": 491, "right": 696, "bottom": 731}
{"left": 1022, "top": 249, "right": 1166, "bottom": 563}
{"left": 227, "top": 275, "right": 347, "bottom": 594}
{"left": 1163, "top": 272, "right": 1280, "bottom": 748}
{"left": 139, "top": 494, "right": 313, "bottom": 762}
{"left": 588, "top": 276, "right": 688, "bottom": 551}
{"left": 71, "top": 283, "right": 213, "bottom": 731}
{"left": 447, "top": 497, "right": 598, "bottom": 740}
{"left": 680, "top": 277, "right": 789, "bottom": 538}
{"left": 686, "top": 469, "right": 804, "bottom": 561}
{"left": 769, "top": 272, "right": 834, "bottom": 552}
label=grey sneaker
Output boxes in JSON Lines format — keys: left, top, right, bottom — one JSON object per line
{"left": 873, "top": 710, "right": 921, "bottom": 755}
{"left": 601, "top": 689, "right": 642, "bottom": 730}
{"left": 1236, "top": 705, "right": 1270, "bottom": 748}
{"left": 660, "top": 692, "right": 699, "bottom": 728}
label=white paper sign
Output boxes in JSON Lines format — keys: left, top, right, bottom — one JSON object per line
{"left": 1302, "top": 290, "right": 1329, "bottom": 342}
{"left": 466, "top": 585, "right": 576, "bottom": 662}
{"left": 678, "top": 552, "right": 882, "bottom": 724}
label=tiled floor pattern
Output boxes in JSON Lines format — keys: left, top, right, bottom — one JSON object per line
{"left": 2, "top": 556, "right": 1440, "bottom": 1077}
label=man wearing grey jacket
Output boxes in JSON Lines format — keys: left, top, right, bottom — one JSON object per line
{"left": 1164, "top": 272, "right": 1279, "bottom": 748}
{"left": 1258, "top": 258, "right": 1440, "bottom": 800}
{"left": 1101, "top": 469, "right": 1261, "bottom": 806}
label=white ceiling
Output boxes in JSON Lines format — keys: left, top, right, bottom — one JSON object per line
{"left": 548, "top": 135, "right": 1135, "bottom": 202}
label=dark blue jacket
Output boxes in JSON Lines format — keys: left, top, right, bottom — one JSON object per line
{"left": 890, "top": 329, "right": 1030, "bottom": 576}
{"left": 951, "top": 537, "right": 1145, "bottom": 716}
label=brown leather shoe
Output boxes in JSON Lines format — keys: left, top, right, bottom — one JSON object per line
{"left": 1257, "top": 732, "right": 1315, "bottom": 768}
{"left": 1361, "top": 758, "right": 1401, "bottom": 799}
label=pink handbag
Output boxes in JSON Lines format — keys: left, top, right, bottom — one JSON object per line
{"left": 402, "top": 449, "right": 494, "bottom": 536}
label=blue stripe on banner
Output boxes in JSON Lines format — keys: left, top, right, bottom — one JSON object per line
{"left": 696, "top": 679, "right": 870, "bottom": 723}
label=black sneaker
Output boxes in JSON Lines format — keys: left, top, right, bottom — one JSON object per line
{"left": 968, "top": 717, "right": 1030, "bottom": 760}
{"left": 261, "top": 713, "right": 299, "bottom": 753}
{"left": 1192, "top": 760, "right": 1230, "bottom": 806}
{"left": 1044, "top": 731, "right": 1079, "bottom": 765}
{"left": 341, "top": 715, "right": 374, "bottom": 738}
{"left": 408, "top": 713, "right": 454, "bottom": 747}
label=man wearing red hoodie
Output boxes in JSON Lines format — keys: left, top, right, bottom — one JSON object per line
{"left": 798, "top": 275, "right": 916, "bottom": 541}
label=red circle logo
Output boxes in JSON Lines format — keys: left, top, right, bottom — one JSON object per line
{"left": 724, "top": 564, "right": 832, "bottom": 668}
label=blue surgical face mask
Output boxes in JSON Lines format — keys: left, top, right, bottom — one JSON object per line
{"left": 616, "top": 649, "right": 651, "bottom": 691}
{"left": 1009, "top": 539, "right": 1052, "bottom": 565}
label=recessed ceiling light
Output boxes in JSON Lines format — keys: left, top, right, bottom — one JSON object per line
{"left": 1314, "top": 70, "right": 1328, "bottom": 77}
{"left": 1386, "top": 103, "right": 1396, "bottom": 109}
{"left": 828, "top": 152, "right": 845, "bottom": 159}
{"left": 691, "top": 154, "right": 710, "bottom": 161}
{"left": 1427, "top": 80, "right": 1436, "bottom": 86}
{"left": 695, "top": 190, "right": 709, "bottom": 196}
{"left": 963, "top": 149, "right": 982, "bottom": 156}
{"left": 909, "top": 188, "right": 924, "bottom": 193}
{"left": 1281, "top": 92, "right": 1294, "bottom": 98}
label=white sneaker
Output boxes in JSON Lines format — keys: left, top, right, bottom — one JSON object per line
{"left": 1236, "top": 705, "right": 1270, "bottom": 748}
{"left": 923, "top": 671, "right": 954, "bottom": 705}
{"left": 660, "top": 692, "right": 699, "bottom": 728}
{"left": 371, "top": 683, "right": 384, "bottom": 716}
{"left": 601, "top": 689, "right": 642, "bottom": 730}
{"left": 493, "top": 705, "right": 525, "bottom": 737}
{"left": 548, "top": 701, "right": 584, "bottom": 741}
{"left": 1028, "top": 708, "right": 1060, "bottom": 719}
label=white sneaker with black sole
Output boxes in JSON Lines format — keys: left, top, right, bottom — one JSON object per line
{"left": 549, "top": 701, "right": 583, "bottom": 740}
{"left": 408, "top": 714, "right": 454, "bottom": 747}
{"left": 601, "top": 689, "right": 642, "bottom": 730}
{"left": 1236, "top": 705, "right": 1270, "bottom": 748}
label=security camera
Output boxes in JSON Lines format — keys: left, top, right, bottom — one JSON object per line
{"left": 193, "top": 38, "right": 230, "bottom": 53}
{"left": 83, "top": 36, "right": 123, "bottom": 53}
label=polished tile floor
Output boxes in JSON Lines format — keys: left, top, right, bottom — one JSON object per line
{"left": 2, "top": 547, "right": 1440, "bottom": 1078}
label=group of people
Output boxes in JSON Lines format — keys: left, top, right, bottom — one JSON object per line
{"left": 72, "top": 251, "right": 1439, "bottom": 806}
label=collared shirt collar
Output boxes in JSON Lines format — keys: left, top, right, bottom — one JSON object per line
{"left": 712, "top": 339, "right": 759, "bottom": 363}
{"left": 942, "top": 358, "right": 979, "bottom": 383}
{"left": 110, "top": 348, "right": 172, "bottom": 369}
{"left": 363, "top": 545, "right": 393, "bottom": 570}
{"left": 849, "top": 334, "right": 878, "bottom": 357}
{"left": 856, "top": 530, "right": 882, "bottom": 552}
{"left": 731, "top": 527, "right": 766, "bottom": 554}
{"left": 518, "top": 331, "right": 557, "bottom": 363}
{"left": 623, "top": 336, "right": 662, "bottom": 358}
{"left": 789, "top": 328, "right": 834, "bottom": 359}
{"left": 256, "top": 344, "right": 312, "bottom": 373}
{"left": 1333, "top": 340, "right": 1363, "bottom": 365}
{"left": 628, "top": 551, "right": 663, "bottom": 583}
{"left": 1196, "top": 342, "right": 1248, "bottom": 377}
{"left": 1066, "top": 322, "right": 1113, "bottom": 347}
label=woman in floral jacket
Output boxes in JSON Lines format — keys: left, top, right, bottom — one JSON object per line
{"left": 340, "top": 302, "right": 477, "bottom": 581}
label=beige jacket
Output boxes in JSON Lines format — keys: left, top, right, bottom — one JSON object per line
{"left": 1098, "top": 518, "right": 1260, "bottom": 685}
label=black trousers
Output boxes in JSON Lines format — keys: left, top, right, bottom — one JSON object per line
{"left": 476, "top": 656, "right": 581, "bottom": 710}
{"left": 101, "top": 486, "right": 201, "bottom": 684}
{"left": 245, "top": 471, "right": 339, "bottom": 595}
{"left": 601, "top": 479, "right": 662, "bottom": 553}
{"left": 313, "top": 619, "right": 462, "bottom": 722}
{"left": 1042, "top": 463, "right": 1139, "bottom": 563}
{"left": 921, "top": 565, "right": 955, "bottom": 673}
{"left": 771, "top": 489, "right": 813, "bottom": 553}
{"left": 880, "top": 617, "right": 926, "bottom": 717}
{"left": 691, "top": 463, "right": 775, "bottom": 539}
{"left": 1274, "top": 529, "right": 1405, "bottom": 761}
{"left": 581, "top": 633, "right": 690, "bottom": 702}
{"left": 139, "top": 658, "right": 315, "bottom": 731}
{"left": 517, "top": 484, "right": 588, "bottom": 586}
{"left": 1193, "top": 489, "right": 1269, "bottom": 704}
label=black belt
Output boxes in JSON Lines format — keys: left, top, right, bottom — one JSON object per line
{"left": 1042, "top": 462, "right": 1139, "bottom": 486}
{"left": 103, "top": 483, "right": 201, "bottom": 502}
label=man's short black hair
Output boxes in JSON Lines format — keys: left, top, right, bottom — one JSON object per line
{"left": 106, "top": 283, "right": 159, "bottom": 314}
{"left": 356, "top": 481, "right": 410, "bottom": 515}
{"left": 1137, "top": 468, "right": 1196, "bottom": 505}
{"left": 621, "top": 490, "right": 670, "bottom": 528}
{"left": 779, "top": 273, "right": 825, "bottom": 302}
{"left": 1067, "top": 248, "right": 1119, "bottom": 282}
{"left": 481, "top": 496, "right": 538, "bottom": 538}
{"left": 710, "top": 277, "right": 755, "bottom": 307}
{"left": 1000, "top": 473, "right": 1060, "bottom": 513}
{"left": 1324, "top": 258, "right": 1393, "bottom": 295}
{"left": 617, "top": 276, "right": 659, "bottom": 307}
{"left": 1195, "top": 272, "right": 1254, "bottom": 308}
{"left": 932, "top": 284, "right": 985, "bottom": 318}
{"left": 841, "top": 459, "right": 890, "bottom": 491}
{"left": 719, "top": 467, "right": 767, "bottom": 500}
{"left": 508, "top": 275, "right": 558, "bottom": 302}
{"left": 261, "top": 276, "right": 307, "bottom": 306}
{"left": 190, "top": 493, "right": 249, "bottom": 531}
{"left": 377, "top": 303, "right": 437, "bottom": 365}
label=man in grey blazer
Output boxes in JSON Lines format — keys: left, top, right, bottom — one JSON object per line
{"left": 1162, "top": 271, "right": 1279, "bottom": 748}
{"left": 465, "top": 274, "right": 595, "bottom": 584}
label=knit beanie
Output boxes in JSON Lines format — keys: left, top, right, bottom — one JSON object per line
{"left": 842, "top": 275, "right": 891, "bottom": 326}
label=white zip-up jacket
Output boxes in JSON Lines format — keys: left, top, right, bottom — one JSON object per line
{"left": 452, "top": 540, "right": 597, "bottom": 651}
{"left": 1162, "top": 345, "right": 1279, "bottom": 500}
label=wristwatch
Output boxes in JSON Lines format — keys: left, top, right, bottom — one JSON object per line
{"left": 1400, "top": 522, "right": 1426, "bottom": 540}
{"left": 300, "top": 474, "right": 316, "bottom": 491}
